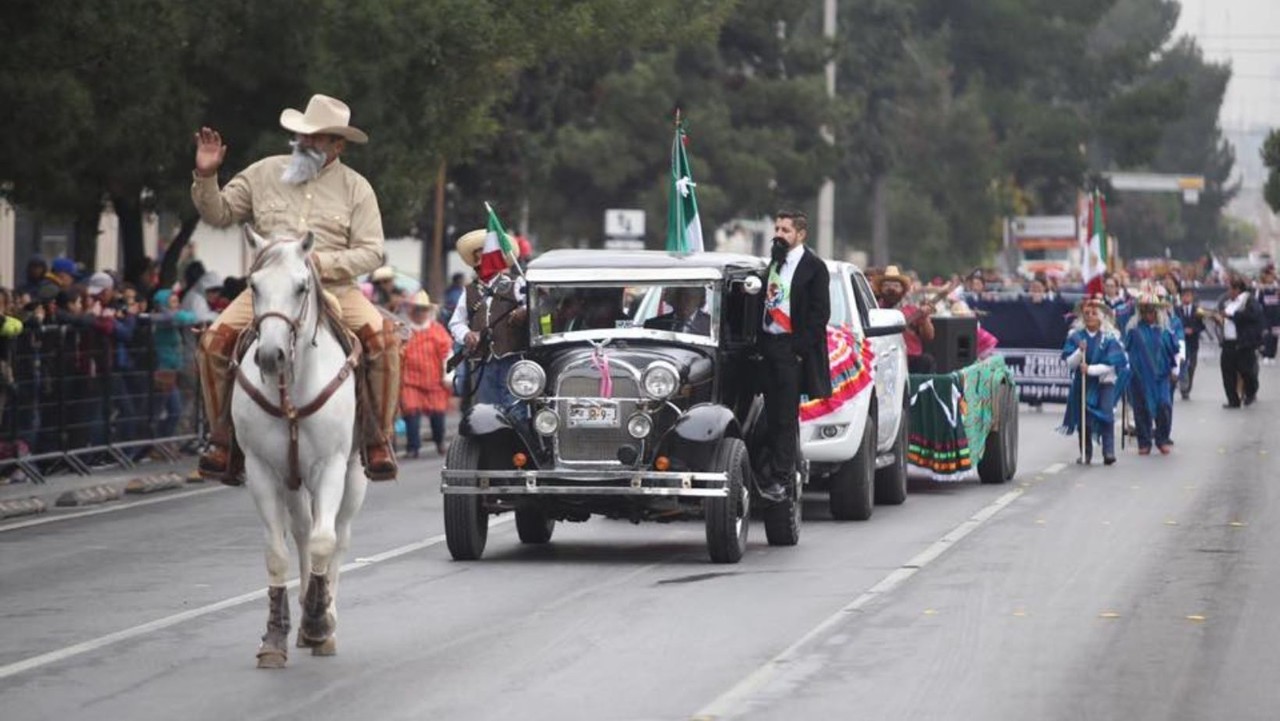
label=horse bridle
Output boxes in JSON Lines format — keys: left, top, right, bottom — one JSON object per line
{"left": 233, "top": 239, "right": 361, "bottom": 490}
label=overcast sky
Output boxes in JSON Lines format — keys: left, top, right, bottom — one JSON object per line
{"left": 1174, "top": 0, "right": 1280, "bottom": 130}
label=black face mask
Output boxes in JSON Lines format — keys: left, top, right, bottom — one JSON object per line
{"left": 770, "top": 237, "right": 789, "bottom": 267}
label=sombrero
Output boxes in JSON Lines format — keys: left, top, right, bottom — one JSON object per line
{"left": 455, "top": 229, "right": 487, "bottom": 267}
{"left": 279, "top": 94, "right": 368, "bottom": 144}
{"left": 370, "top": 266, "right": 395, "bottom": 282}
{"left": 409, "top": 289, "right": 432, "bottom": 308}
{"left": 874, "top": 265, "right": 912, "bottom": 294}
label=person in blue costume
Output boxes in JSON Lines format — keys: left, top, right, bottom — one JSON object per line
{"left": 1060, "top": 296, "right": 1129, "bottom": 465}
{"left": 1124, "top": 292, "right": 1179, "bottom": 455}
{"left": 1103, "top": 275, "right": 1134, "bottom": 331}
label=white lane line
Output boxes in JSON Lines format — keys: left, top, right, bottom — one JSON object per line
{"left": 0, "top": 486, "right": 228, "bottom": 533}
{"left": 1042, "top": 462, "right": 1068, "bottom": 475}
{"left": 0, "top": 516, "right": 513, "bottom": 681}
{"left": 693, "top": 487, "right": 1025, "bottom": 720}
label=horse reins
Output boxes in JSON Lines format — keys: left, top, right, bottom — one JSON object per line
{"left": 231, "top": 239, "right": 362, "bottom": 490}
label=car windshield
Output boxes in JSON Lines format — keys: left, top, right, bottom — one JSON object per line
{"left": 530, "top": 282, "right": 719, "bottom": 345}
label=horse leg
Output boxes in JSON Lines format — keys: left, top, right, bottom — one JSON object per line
{"left": 300, "top": 462, "right": 346, "bottom": 651}
{"left": 311, "top": 459, "right": 368, "bottom": 657}
{"left": 246, "top": 458, "right": 291, "bottom": 669}
{"left": 287, "top": 489, "right": 316, "bottom": 649}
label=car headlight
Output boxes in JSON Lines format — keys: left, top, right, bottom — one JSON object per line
{"left": 641, "top": 362, "right": 679, "bottom": 400}
{"left": 507, "top": 360, "right": 546, "bottom": 400}
{"left": 534, "top": 408, "right": 560, "bottom": 436}
{"left": 626, "top": 413, "right": 653, "bottom": 439}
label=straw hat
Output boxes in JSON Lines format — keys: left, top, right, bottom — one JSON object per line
{"left": 279, "top": 94, "right": 368, "bottom": 144}
{"left": 409, "top": 289, "right": 432, "bottom": 308}
{"left": 874, "top": 265, "right": 912, "bottom": 294}
{"left": 455, "top": 229, "right": 487, "bottom": 267}
{"left": 370, "top": 266, "right": 395, "bottom": 282}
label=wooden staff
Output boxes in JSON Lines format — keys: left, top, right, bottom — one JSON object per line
{"left": 1080, "top": 355, "right": 1089, "bottom": 464}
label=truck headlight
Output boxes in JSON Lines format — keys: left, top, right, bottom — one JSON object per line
{"left": 507, "top": 360, "right": 546, "bottom": 400}
{"left": 641, "top": 362, "right": 679, "bottom": 400}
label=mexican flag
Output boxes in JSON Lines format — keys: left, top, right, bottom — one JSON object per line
{"left": 666, "top": 117, "right": 704, "bottom": 254}
{"left": 479, "top": 202, "right": 517, "bottom": 280}
{"left": 1082, "top": 190, "right": 1108, "bottom": 296}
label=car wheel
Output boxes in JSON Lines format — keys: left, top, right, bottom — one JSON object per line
{"left": 444, "top": 437, "right": 489, "bottom": 560}
{"left": 978, "top": 384, "right": 1012, "bottom": 485}
{"left": 830, "top": 417, "right": 876, "bottom": 520}
{"left": 1003, "top": 387, "right": 1019, "bottom": 480}
{"left": 515, "top": 505, "right": 555, "bottom": 544}
{"left": 705, "top": 437, "right": 750, "bottom": 564}
{"left": 764, "top": 455, "right": 803, "bottom": 547}
{"left": 874, "top": 400, "right": 909, "bottom": 506}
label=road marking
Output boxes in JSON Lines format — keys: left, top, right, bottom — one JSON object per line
{"left": 1186, "top": 614, "right": 1207, "bottom": 622}
{"left": 0, "top": 516, "right": 513, "bottom": 681}
{"left": 0, "top": 486, "right": 228, "bottom": 532}
{"left": 1099, "top": 611, "right": 1121, "bottom": 619}
{"left": 693, "top": 487, "right": 1024, "bottom": 719}
{"left": 1042, "top": 462, "right": 1067, "bottom": 475}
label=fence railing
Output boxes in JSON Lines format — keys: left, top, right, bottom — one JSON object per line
{"left": 1, "top": 316, "right": 207, "bottom": 484}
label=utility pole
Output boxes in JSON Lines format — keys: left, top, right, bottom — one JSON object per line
{"left": 816, "top": 0, "right": 836, "bottom": 260}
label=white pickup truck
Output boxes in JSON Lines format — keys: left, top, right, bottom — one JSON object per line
{"left": 799, "top": 261, "right": 909, "bottom": 520}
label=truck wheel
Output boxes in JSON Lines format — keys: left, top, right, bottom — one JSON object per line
{"left": 515, "top": 505, "right": 555, "bottom": 544}
{"left": 830, "top": 417, "right": 876, "bottom": 520}
{"left": 705, "top": 437, "right": 750, "bottom": 563}
{"left": 444, "top": 437, "right": 489, "bottom": 560}
{"left": 1003, "top": 386, "right": 1019, "bottom": 480}
{"left": 874, "top": 400, "right": 909, "bottom": 506}
{"left": 978, "top": 385, "right": 1012, "bottom": 484}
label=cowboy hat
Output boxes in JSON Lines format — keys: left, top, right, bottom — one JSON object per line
{"left": 409, "top": 289, "right": 432, "bottom": 308}
{"left": 279, "top": 94, "right": 368, "bottom": 144}
{"left": 455, "top": 229, "right": 488, "bottom": 267}
{"left": 874, "top": 265, "right": 912, "bottom": 294}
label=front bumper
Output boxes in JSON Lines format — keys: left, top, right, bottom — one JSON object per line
{"left": 441, "top": 469, "right": 729, "bottom": 497}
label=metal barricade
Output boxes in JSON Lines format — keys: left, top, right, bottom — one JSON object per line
{"left": 0, "top": 318, "right": 207, "bottom": 484}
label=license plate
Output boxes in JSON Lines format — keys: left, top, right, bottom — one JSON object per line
{"left": 567, "top": 401, "right": 619, "bottom": 428}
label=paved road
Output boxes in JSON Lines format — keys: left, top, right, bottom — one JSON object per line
{"left": 2, "top": 374, "right": 1279, "bottom": 720}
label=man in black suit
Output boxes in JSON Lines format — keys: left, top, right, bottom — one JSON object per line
{"left": 1218, "top": 276, "right": 1264, "bottom": 408}
{"left": 644, "top": 286, "right": 712, "bottom": 335}
{"left": 757, "top": 210, "right": 832, "bottom": 502}
{"left": 1173, "top": 287, "right": 1205, "bottom": 400}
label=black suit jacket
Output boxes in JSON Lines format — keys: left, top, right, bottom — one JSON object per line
{"left": 644, "top": 310, "right": 711, "bottom": 335}
{"left": 770, "top": 247, "right": 832, "bottom": 399}
{"left": 1220, "top": 292, "right": 1264, "bottom": 349}
{"left": 1174, "top": 303, "right": 1205, "bottom": 349}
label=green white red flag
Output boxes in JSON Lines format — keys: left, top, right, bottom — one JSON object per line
{"left": 479, "top": 202, "right": 517, "bottom": 280}
{"left": 1082, "top": 190, "right": 1108, "bottom": 295}
{"left": 666, "top": 115, "right": 704, "bottom": 254}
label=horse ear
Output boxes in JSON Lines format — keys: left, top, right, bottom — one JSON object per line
{"left": 243, "top": 225, "right": 267, "bottom": 251}
{"left": 301, "top": 231, "right": 315, "bottom": 254}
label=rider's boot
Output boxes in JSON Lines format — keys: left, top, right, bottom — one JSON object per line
{"left": 358, "top": 319, "right": 401, "bottom": 481}
{"left": 197, "top": 324, "right": 243, "bottom": 485}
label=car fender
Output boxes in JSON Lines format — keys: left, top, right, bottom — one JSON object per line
{"left": 459, "top": 404, "right": 538, "bottom": 458}
{"left": 670, "top": 403, "right": 741, "bottom": 443}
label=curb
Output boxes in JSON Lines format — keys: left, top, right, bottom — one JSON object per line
{"left": 125, "top": 472, "right": 188, "bottom": 495}
{"left": 0, "top": 496, "right": 47, "bottom": 519}
{"left": 55, "top": 484, "right": 124, "bottom": 508}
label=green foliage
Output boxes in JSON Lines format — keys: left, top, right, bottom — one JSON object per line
{"left": 1264, "top": 129, "right": 1280, "bottom": 214}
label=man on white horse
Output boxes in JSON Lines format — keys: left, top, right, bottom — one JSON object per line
{"left": 191, "top": 94, "right": 400, "bottom": 483}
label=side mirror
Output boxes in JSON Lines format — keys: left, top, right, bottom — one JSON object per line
{"left": 741, "top": 275, "right": 763, "bottom": 296}
{"left": 866, "top": 308, "right": 906, "bottom": 338}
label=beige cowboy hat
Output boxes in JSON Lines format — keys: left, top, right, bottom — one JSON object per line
{"left": 455, "top": 229, "right": 488, "bottom": 267}
{"left": 409, "top": 289, "right": 432, "bottom": 308}
{"left": 279, "top": 94, "right": 369, "bottom": 144}
{"left": 874, "top": 265, "right": 912, "bottom": 294}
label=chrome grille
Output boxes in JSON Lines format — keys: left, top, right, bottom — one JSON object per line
{"left": 556, "top": 374, "right": 640, "bottom": 463}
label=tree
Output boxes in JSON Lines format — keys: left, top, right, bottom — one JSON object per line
{"left": 1262, "top": 129, "right": 1280, "bottom": 214}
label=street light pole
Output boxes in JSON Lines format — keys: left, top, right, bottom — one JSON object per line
{"left": 816, "top": 0, "right": 836, "bottom": 260}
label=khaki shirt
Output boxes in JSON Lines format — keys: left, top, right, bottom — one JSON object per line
{"left": 191, "top": 155, "right": 385, "bottom": 289}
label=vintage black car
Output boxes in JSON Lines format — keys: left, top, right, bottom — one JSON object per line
{"left": 440, "top": 250, "right": 802, "bottom": 563}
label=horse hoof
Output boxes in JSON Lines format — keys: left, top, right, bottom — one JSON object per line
{"left": 310, "top": 636, "right": 337, "bottom": 656}
{"left": 256, "top": 649, "right": 288, "bottom": 669}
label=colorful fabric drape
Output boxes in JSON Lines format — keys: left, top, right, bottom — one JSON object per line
{"left": 908, "top": 355, "right": 1016, "bottom": 481}
{"left": 799, "top": 325, "right": 875, "bottom": 421}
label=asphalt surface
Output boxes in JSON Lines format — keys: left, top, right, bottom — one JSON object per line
{"left": 2, "top": 367, "right": 1279, "bottom": 720}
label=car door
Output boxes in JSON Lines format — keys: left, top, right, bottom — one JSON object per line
{"left": 850, "top": 267, "right": 907, "bottom": 451}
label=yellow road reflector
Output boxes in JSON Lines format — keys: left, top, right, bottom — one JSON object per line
{"left": 1164, "top": 520, "right": 1179, "bottom": 526}
{"left": 1229, "top": 521, "right": 1247, "bottom": 528}
{"left": 1012, "top": 610, "right": 1028, "bottom": 617}
{"left": 923, "top": 609, "right": 938, "bottom": 616}
{"left": 1099, "top": 611, "right": 1121, "bottom": 619}
{"left": 1186, "top": 615, "right": 1206, "bottom": 622}
{"left": 1035, "top": 519, "right": 1047, "bottom": 525}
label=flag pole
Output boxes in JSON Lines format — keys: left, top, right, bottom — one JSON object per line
{"left": 1080, "top": 358, "right": 1088, "bottom": 464}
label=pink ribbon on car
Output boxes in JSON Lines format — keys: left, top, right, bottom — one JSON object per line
{"left": 590, "top": 346, "right": 613, "bottom": 398}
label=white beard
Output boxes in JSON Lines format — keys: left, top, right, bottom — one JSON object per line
{"left": 280, "top": 143, "right": 326, "bottom": 185}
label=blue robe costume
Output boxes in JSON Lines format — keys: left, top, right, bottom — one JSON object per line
{"left": 1060, "top": 328, "right": 1129, "bottom": 459}
{"left": 1124, "top": 320, "right": 1178, "bottom": 450}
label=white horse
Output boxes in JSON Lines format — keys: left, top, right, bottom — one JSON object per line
{"left": 231, "top": 227, "right": 367, "bottom": 668}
